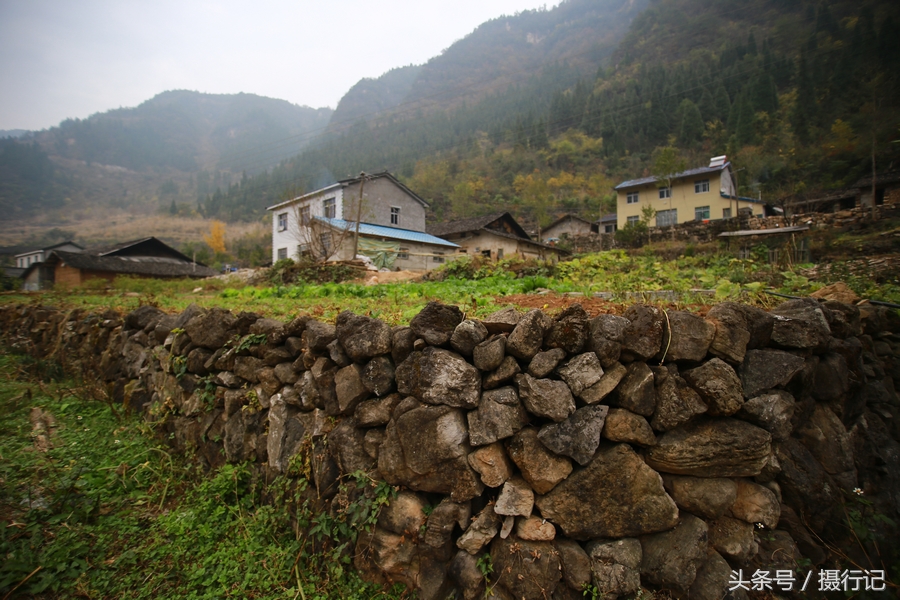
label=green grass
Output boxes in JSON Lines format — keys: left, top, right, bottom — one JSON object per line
{"left": 3, "top": 248, "right": 899, "bottom": 322}
{"left": 0, "top": 353, "right": 407, "bottom": 599}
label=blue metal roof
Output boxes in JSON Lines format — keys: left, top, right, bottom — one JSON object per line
{"left": 318, "top": 218, "right": 459, "bottom": 248}
{"left": 615, "top": 164, "right": 730, "bottom": 190}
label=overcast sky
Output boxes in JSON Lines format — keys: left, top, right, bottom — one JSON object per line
{"left": 0, "top": 0, "right": 559, "bottom": 132}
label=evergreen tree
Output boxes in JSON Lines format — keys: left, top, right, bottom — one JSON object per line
{"left": 734, "top": 92, "right": 756, "bottom": 146}
{"left": 792, "top": 51, "right": 814, "bottom": 144}
{"left": 713, "top": 84, "right": 731, "bottom": 122}
{"left": 677, "top": 99, "right": 704, "bottom": 145}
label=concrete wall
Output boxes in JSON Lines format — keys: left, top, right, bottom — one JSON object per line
{"left": 617, "top": 171, "right": 761, "bottom": 229}
{"left": 341, "top": 177, "right": 427, "bottom": 232}
{"left": 4, "top": 298, "right": 899, "bottom": 599}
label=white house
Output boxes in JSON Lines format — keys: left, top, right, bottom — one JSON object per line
{"left": 15, "top": 241, "right": 83, "bottom": 269}
{"left": 266, "top": 172, "right": 458, "bottom": 271}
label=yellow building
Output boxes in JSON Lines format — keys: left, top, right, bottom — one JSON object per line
{"left": 614, "top": 156, "right": 765, "bottom": 230}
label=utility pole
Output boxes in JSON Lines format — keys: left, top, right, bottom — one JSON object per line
{"left": 352, "top": 172, "right": 366, "bottom": 259}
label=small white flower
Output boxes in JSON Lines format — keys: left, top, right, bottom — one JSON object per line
{"left": 76, "top": 416, "right": 82, "bottom": 420}
{"left": 853, "top": 487, "right": 864, "bottom": 496}
{"left": 755, "top": 523, "right": 765, "bottom": 529}
{"left": 114, "top": 440, "right": 121, "bottom": 445}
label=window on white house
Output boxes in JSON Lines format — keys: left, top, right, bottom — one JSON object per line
{"left": 694, "top": 179, "right": 710, "bottom": 193}
{"left": 298, "top": 244, "right": 310, "bottom": 257}
{"left": 626, "top": 215, "right": 640, "bottom": 225}
{"left": 626, "top": 191, "right": 639, "bottom": 204}
{"left": 695, "top": 206, "right": 710, "bottom": 221}
{"left": 604, "top": 224, "right": 616, "bottom": 233}
{"left": 433, "top": 252, "right": 445, "bottom": 263}
{"left": 482, "top": 250, "right": 491, "bottom": 258}
{"left": 722, "top": 207, "right": 732, "bottom": 219}
{"left": 658, "top": 187, "right": 671, "bottom": 199}
{"left": 320, "top": 232, "right": 332, "bottom": 251}
{"left": 278, "top": 212, "right": 288, "bottom": 231}
{"left": 656, "top": 209, "right": 677, "bottom": 227}
{"left": 300, "top": 206, "right": 310, "bottom": 225}
{"left": 277, "top": 247, "right": 288, "bottom": 260}
{"left": 390, "top": 206, "right": 400, "bottom": 225}
{"left": 323, "top": 198, "right": 336, "bottom": 218}
{"left": 398, "top": 247, "right": 409, "bottom": 259}
{"left": 498, "top": 248, "right": 504, "bottom": 260}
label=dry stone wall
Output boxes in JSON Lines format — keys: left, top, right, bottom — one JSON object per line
{"left": 2, "top": 297, "right": 900, "bottom": 599}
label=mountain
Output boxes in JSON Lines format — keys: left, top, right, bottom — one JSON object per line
{"left": 206, "top": 0, "right": 899, "bottom": 228}
{"left": 35, "top": 90, "right": 332, "bottom": 174}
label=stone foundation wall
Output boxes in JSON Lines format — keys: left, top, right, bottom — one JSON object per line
{"left": 2, "top": 298, "right": 900, "bottom": 599}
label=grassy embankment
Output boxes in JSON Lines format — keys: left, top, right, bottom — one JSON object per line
{"left": 0, "top": 352, "right": 407, "bottom": 599}
{"left": 3, "top": 245, "right": 899, "bottom": 323}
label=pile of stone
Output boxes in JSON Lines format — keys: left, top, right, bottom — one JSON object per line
{"left": 2, "top": 296, "right": 899, "bottom": 600}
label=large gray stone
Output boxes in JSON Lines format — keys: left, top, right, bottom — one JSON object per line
{"left": 585, "top": 538, "right": 642, "bottom": 598}
{"left": 411, "top": 301, "right": 464, "bottom": 347}
{"left": 527, "top": 348, "right": 567, "bottom": 378}
{"left": 535, "top": 443, "right": 679, "bottom": 540}
{"left": 645, "top": 417, "right": 772, "bottom": 477}
{"left": 770, "top": 299, "right": 832, "bottom": 350}
{"left": 472, "top": 335, "right": 505, "bottom": 372}
{"left": 650, "top": 365, "right": 707, "bottom": 432}
{"left": 556, "top": 352, "right": 605, "bottom": 396}
{"left": 640, "top": 513, "right": 708, "bottom": 594}
{"left": 494, "top": 475, "right": 534, "bottom": 517}
{"left": 661, "top": 475, "right": 737, "bottom": 520}
{"left": 305, "top": 320, "right": 336, "bottom": 352}
{"left": 515, "top": 373, "right": 575, "bottom": 422}
{"left": 662, "top": 311, "right": 715, "bottom": 362}
{"left": 361, "top": 355, "right": 395, "bottom": 396}
{"left": 707, "top": 516, "right": 757, "bottom": 562}
{"left": 602, "top": 408, "right": 656, "bottom": 446}
{"left": 589, "top": 314, "right": 628, "bottom": 367}
{"left": 457, "top": 505, "right": 501, "bottom": 555}
{"left": 810, "top": 352, "right": 850, "bottom": 402}
{"left": 621, "top": 304, "right": 664, "bottom": 361}
{"left": 739, "top": 349, "right": 805, "bottom": 398}
{"left": 537, "top": 405, "right": 608, "bottom": 465}
{"left": 481, "top": 355, "right": 521, "bottom": 390}
{"left": 185, "top": 307, "right": 238, "bottom": 349}
{"left": 336, "top": 311, "right": 392, "bottom": 362}
{"left": 689, "top": 550, "right": 738, "bottom": 600}
{"left": 545, "top": 304, "right": 589, "bottom": 354}
{"left": 506, "top": 309, "right": 551, "bottom": 360}
{"left": 556, "top": 537, "right": 592, "bottom": 592}
{"left": 467, "top": 386, "right": 528, "bottom": 446}
{"left": 378, "top": 403, "right": 483, "bottom": 501}
{"left": 581, "top": 362, "right": 627, "bottom": 404}
{"left": 738, "top": 390, "right": 796, "bottom": 442}
{"left": 450, "top": 319, "right": 489, "bottom": 356}
{"left": 774, "top": 438, "right": 841, "bottom": 533}
{"left": 489, "top": 536, "right": 561, "bottom": 600}
{"left": 795, "top": 404, "right": 855, "bottom": 476}
{"left": 334, "top": 364, "right": 369, "bottom": 414}
{"left": 706, "top": 302, "right": 751, "bottom": 364}
{"left": 482, "top": 307, "right": 521, "bottom": 334}
{"left": 506, "top": 428, "right": 572, "bottom": 494}
{"left": 425, "top": 498, "right": 471, "bottom": 549}
{"left": 610, "top": 362, "right": 656, "bottom": 417}
{"left": 682, "top": 358, "right": 744, "bottom": 416}
{"left": 730, "top": 479, "right": 781, "bottom": 529}
{"left": 396, "top": 347, "right": 481, "bottom": 409}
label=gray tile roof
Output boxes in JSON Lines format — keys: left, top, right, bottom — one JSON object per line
{"left": 615, "top": 164, "right": 729, "bottom": 191}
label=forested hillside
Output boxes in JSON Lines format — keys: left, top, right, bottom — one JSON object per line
{"left": 205, "top": 0, "right": 900, "bottom": 229}
{"left": 0, "top": 91, "right": 332, "bottom": 219}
